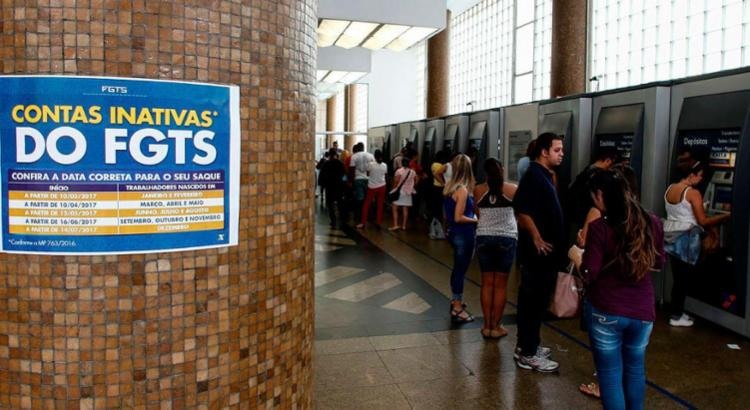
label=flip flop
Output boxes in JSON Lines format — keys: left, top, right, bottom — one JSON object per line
{"left": 579, "top": 382, "right": 600, "bottom": 399}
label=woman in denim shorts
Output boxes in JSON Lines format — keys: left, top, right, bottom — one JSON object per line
{"left": 473, "top": 158, "right": 517, "bottom": 339}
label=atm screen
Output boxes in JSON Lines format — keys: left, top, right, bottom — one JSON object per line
{"left": 596, "top": 133, "right": 633, "bottom": 164}
{"left": 677, "top": 129, "right": 740, "bottom": 168}
{"left": 712, "top": 186, "right": 733, "bottom": 212}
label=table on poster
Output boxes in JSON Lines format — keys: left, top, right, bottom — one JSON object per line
{"left": 7, "top": 170, "right": 225, "bottom": 236}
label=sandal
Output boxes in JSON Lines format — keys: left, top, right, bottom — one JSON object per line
{"left": 388, "top": 226, "right": 400, "bottom": 231}
{"left": 450, "top": 303, "right": 475, "bottom": 323}
{"left": 579, "top": 382, "right": 600, "bottom": 399}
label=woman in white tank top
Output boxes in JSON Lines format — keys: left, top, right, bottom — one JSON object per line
{"left": 663, "top": 160, "right": 730, "bottom": 327}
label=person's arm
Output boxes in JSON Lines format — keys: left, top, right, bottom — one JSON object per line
{"left": 516, "top": 213, "right": 553, "bottom": 255}
{"left": 391, "top": 170, "right": 402, "bottom": 190}
{"left": 452, "top": 187, "right": 477, "bottom": 224}
{"left": 473, "top": 184, "right": 488, "bottom": 218}
{"left": 503, "top": 182, "right": 518, "bottom": 199}
{"left": 580, "top": 220, "right": 607, "bottom": 284}
{"left": 577, "top": 207, "right": 602, "bottom": 246}
{"left": 686, "top": 189, "right": 730, "bottom": 227}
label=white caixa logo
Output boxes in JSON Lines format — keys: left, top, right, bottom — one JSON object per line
{"left": 101, "top": 85, "right": 128, "bottom": 94}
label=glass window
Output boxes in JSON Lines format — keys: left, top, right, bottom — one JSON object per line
{"left": 355, "top": 84, "right": 368, "bottom": 133}
{"left": 335, "top": 91, "right": 344, "bottom": 132}
{"left": 449, "top": 0, "right": 552, "bottom": 114}
{"left": 415, "top": 42, "right": 427, "bottom": 119}
{"left": 590, "top": 0, "right": 750, "bottom": 91}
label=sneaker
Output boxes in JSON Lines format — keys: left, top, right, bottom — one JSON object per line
{"left": 514, "top": 345, "right": 552, "bottom": 360}
{"left": 669, "top": 314, "right": 694, "bottom": 327}
{"left": 516, "top": 354, "right": 560, "bottom": 373}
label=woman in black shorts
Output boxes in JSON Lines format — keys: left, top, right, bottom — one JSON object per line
{"left": 473, "top": 158, "right": 518, "bottom": 339}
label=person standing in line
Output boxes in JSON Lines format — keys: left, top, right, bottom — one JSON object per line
{"left": 576, "top": 170, "right": 665, "bottom": 410}
{"left": 389, "top": 157, "right": 418, "bottom": 231}
{"left": 513, "top": 132, "right": 565, "bottom": 372}
{"left": 443, "top": 154, "right": 478, "bottom": 323}
{"left": 663, "top": 159, "right": 730, "bottom": 327}
{"left": 357, "top": 150, "right": 387, "bottom": 229}
{"left": 473, "top": 158, "right": 517, "bottom": 339}
{"left": 349, "top": 143, "right": 374, "bottom": 226}
{"left": 319, "top": 148, "right": 346, "bottom": 229}
{"left": 516, "top": 139, "right": 537, "bottom": 182}
{"left": 567, "top": 146, "right": 618, "bottom": 233}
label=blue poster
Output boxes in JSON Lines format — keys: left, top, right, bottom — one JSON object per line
{"left": 0, "top": 76, "right": 240, "bottom": 254}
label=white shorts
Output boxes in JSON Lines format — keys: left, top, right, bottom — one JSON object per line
{"left": 393, "top": 193, "right": 413, "bottom": 207}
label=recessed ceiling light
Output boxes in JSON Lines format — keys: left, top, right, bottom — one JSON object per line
{"left": 335, "top": 21, "right": 379, "bottom": 49}
{"left": 318, "top": 19, "right": 350, "bottom": 47}
{"left": 386, "top": 26, "right": 437, "bottom": 51}
{"left": 362, "top": 24, "right": 410, "bottom": 50}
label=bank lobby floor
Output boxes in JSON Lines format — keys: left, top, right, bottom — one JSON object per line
{"left": 312, "top": 203, "right": 750, "bottom": 409}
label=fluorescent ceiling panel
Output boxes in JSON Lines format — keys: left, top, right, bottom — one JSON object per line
{"left": 340, "top": 71, "right": 367, "bottom": 83}
{"left": 362, "top": 24, "right": 410, "bottom": 50}
{"left": 317, "top": 70, "right": 330, "bottom": 81}
{"left": 386, "top": 26, "right": 437, "bottom": 51}
{"left": 322, "top": 70, "right": 348, "bottom": 83}
{"left": 335, "top": 21, "right": 379, "bottom": 49}
{"left": 318, "top": 19, "right": 350, "bottom": 47}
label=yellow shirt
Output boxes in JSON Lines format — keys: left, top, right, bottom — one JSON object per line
{"left": 431, "top": 163, "right": 445, "bottom": 187}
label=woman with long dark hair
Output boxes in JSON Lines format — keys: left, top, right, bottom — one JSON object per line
{"left": 473, "top": 158, "right": 517, "bottom": 339}
{"left": 580, "top": 170, "right": 665, "bottom": 410}
{"left": 664, "top": 159, "right": 730, "bottom": 327}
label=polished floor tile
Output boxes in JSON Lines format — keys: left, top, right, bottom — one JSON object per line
{"left": 368, "top": 332, "right": 441, "bottom": 351}
{"left": 315, "top": 265, "right": 364, "bottom": 287}
{"left": 315, "top": 384, "right": 412, "bottom": 410}
{"left": 381, "top": 292, "right": 432, "bottom": 314}
{"left": 325, "top": 273, "right": 402, "bottom": 303}
{"left": 314, "top": 212, "right": 750, "bottom": 409}
{"left": 314, "top": 351, "right": 394, "bottom": 391}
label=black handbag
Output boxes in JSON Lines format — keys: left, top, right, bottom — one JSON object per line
{"left": 388, "top": 170, "right": 411, "bottom": 202}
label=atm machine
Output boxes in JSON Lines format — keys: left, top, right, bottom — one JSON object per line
{"left": 502, "top": 103, "right": 539, "bottom": 182}
{"left": 367, "top": 126, "right": 386, "bottom": 154}
{"left": 443, "top": 114, "right": 469, "bottom": 155}
{"left": 397, "top": 121, "right": 424, "bottom": 154}
{"left": 590, "top": 85, "right": 671, "bottom": 213}
{"left": 368, "top": 125, "right": 399, "bottom": 161}
{"left": 468, "top": 109, "right": 503, "bottom": 182}
{"left": 423, "top": 118, "right": 444, "bottom": 171}
{"left": 668, "top": 69, "right": 750, "bottom": 337}
{"left": 539, "top": 97, "right": 592, "bottom": 193}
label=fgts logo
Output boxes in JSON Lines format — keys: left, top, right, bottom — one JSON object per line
{"left": 101, "top": 85, "right": 128, "bottom": 94}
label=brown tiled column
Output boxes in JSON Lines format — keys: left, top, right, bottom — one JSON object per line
{"left": 427, "top": 10, "right": 451, "bottom": 118}
{"left": 550, "top": 0, "right": 588, "bottom": 97}
{"left": 0, "top": 1, "right": 316, "bottom": 408}
{"left": 326, "top": 96, "right": 336, "bottom": 147}
{"left": 344, "top": 84, "right": 357, "bottom": 151}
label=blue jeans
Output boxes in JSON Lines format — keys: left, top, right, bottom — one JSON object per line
{"left": 588, "top": 303, "right": 653, "bottom": 410}
{"left": 448, "top": 230, "right": 475, "bottom": 300}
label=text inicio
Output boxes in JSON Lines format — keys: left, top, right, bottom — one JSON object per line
{"left": 16, "top": 127, "right": 217, "bottom": 165}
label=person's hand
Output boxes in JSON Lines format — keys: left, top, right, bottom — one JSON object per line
{"left": 568, "top": 245, "right": 584, "bottom": 270}
{"left": 533, "top": 236, "right": 553, "bottom": 256}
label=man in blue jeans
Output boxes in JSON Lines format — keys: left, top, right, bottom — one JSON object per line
{"left": 513, "top": 132, "right": 566, "bottom": 373}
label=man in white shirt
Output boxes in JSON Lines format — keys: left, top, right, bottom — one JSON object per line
{"left": 349, "top": 142, "right": 374, "bottom": 225}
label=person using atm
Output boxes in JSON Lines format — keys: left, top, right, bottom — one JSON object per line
{"left": 663, "top": 159, "right": 731, "bottom": 327}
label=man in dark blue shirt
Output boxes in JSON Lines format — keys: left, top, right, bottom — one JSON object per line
{"left": 513, "top": 132, "right": 566, "bottom": 373}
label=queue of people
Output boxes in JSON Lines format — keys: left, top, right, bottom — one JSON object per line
{"left": 316, "top": 134, "right": 726, "bottom": 410}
